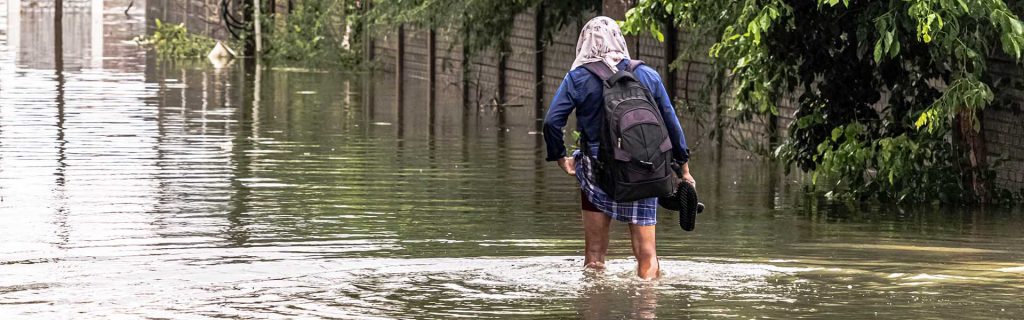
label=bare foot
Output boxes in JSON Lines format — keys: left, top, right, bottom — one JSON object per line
{"left": 637, "top": 259, "right": 660, "bottom": 280}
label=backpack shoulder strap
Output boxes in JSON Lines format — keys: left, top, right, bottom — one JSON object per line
{"left": 627, "top": 59, "right": 645, "bottom": 72}
{"left": 581, "top": 62, "right": 614, "bottom": 81}
{"left": 607, "top": 69, "right": 640, "bottom": 85}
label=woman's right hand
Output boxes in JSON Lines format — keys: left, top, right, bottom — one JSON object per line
{"left": 679, "top": 162, "right": 695, "bottom": 190}
{"left": 558, "top": 157, "right": 576, "bottom": 176}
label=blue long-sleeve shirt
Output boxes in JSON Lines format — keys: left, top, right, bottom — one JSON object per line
{"left": 543, "top": 59, "right": 690, "bottom": 163}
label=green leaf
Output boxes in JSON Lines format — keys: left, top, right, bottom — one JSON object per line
{"left": 1001, "top": 33, "right": 1020, "bottom": 58}
{"left": 759, "top": 14, "right": 771, "bottom": 32}
{"left": 874, "top": 40, "right": 884, "bottom": 62}
{"left": 651, "top": 26, "right": 665, "bottom": 42}
{"left": 915, "top": 112, "right": 929, "bottom": 129}
{"left": 1014, "top": 37, "right": 1022, "bottom": 60}
{"left": 889, "top": 37, "right": 901, "bottom": 58}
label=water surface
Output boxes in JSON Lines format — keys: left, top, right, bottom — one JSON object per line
{"left": 1, "top": 4, "right": 1023, "bottom": 319}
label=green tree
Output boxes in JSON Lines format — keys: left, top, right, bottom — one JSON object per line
{"left": 625, "top": 0, "right": 1024, "bottom": 204}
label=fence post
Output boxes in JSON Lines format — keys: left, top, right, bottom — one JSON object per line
{"left": 55, "top": 0, "right": 63, "bottom": 71}
{"left": 254, "top": 0, "right": 262, "bottom": 57}
{"left": 364, "top": 0, "right": 374, "bottom": 61}
{"left": 205, "top": 0, "right": 210, "bottom": 35}
{"left": 497, "top": 47, "right": 507, "bottom": 105}
{"left": 428, "top": 29, "right": 437, "bottom": 129}
{"left": 461, "top": 37, "right": 470, "bottom": 109}
{"left": 663, "top": 19, "right": 677, "bottom": 102}
{"left": 428, "top": 29, "right": 436, "bottom": 103}
{"left": 713, "top": 77, "right": 723, "bottom": 146}
{"left": 534, "top": 4, "right": 545, "bottom": 114}
{"left": 396, "top": 25, "right": 406, "bottom": 140}
{"left": 243, "top": 0, "right": 255, "bottom": 56}
{"left": 396, "top": 24, "right": 405, "bottom": 109}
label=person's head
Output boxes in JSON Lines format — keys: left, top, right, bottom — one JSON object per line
{"left": 572, "top": 16, "right": 631, "bottom": 72}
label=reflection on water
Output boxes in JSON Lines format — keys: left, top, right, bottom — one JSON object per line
{"left": 1, "top": 2, "right": 1024, "bottom": 318}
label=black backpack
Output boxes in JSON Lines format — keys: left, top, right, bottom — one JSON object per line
{"left": 582, "top": 60, "right": 677, "bottom": 202}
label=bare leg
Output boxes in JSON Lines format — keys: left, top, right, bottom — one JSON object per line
{"left": 628, "top": 224, "right": 659, "bottom": 280}
{"left": 582, "top": 210, "right": 611, "bottom": 269}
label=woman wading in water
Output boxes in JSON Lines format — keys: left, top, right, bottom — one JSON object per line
{"left": 543, "top": 16, "right": 694, "bottom": 280}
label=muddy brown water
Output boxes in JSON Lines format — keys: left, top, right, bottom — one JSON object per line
{"left": 1, "top": 4, "right": 1023, "bottom": 319}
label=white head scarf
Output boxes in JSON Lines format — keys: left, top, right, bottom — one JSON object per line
{"left": 570, "top": 16, "right": 632, "bottom": 73}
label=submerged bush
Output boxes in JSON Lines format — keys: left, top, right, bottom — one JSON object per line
{"left": 135, "top": 19, "right": 217, "bottom": 59}
{"left": 262, "top": 0, "right": 361, "bottom": 68}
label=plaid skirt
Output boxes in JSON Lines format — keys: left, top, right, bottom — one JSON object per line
{"left": 573, "top": 149, "right": 659, "bottom": 226}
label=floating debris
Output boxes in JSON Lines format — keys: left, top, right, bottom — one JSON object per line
{"left": 207, "top": 41, "right": 236, "bottom": 69}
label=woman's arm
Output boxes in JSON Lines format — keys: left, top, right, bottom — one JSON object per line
{"left": 543, "top": 74, "right": 578, "bottom": 163}
{"left": 680, "top": 162, "right": 695, "bottom": 188}
{"left": 637, "top": 66, "right": 695, "bottom": 187}
{"left": 637, "top": 66, "right": 690, "bottom": 164}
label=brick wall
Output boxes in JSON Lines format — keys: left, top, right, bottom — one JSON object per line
{"left": 986, "top": 57, "right": 1024, "bottom": 191}
{"left": 433, "top": 29, "right": 464, "bottom": 103}
{"left": 636, "top": 34, "right": 667, "bottom": 75}
{"left": 541, "top": 14, "right": 582, "bottom": 109}
{"left": 402, "top": 27, "right": 430, "bottom": 81}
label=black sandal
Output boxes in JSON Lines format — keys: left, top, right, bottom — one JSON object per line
{"left": 658, "top": 180, "right": 704, "bottom": 232}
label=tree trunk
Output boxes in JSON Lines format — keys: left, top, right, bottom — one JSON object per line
{"left": 254, "top": 0, "right": 262, "bottom": 56}
{"left": 955, "top": 110, "right": 989, "bottom": 202}
{"left": 243, "top": 0, "right": 255, "bottom": 56}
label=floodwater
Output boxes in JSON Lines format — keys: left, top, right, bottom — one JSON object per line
{"left": 2, "top": 3, "right": 1023, "bottom": 319}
